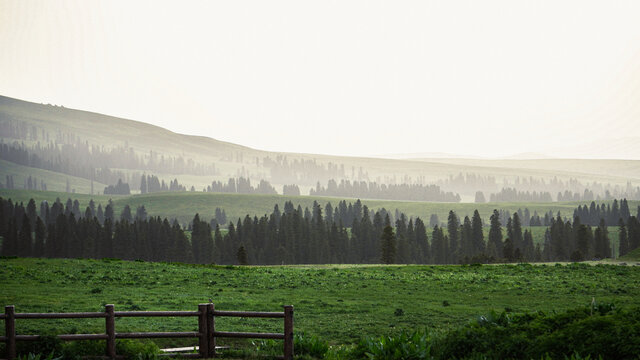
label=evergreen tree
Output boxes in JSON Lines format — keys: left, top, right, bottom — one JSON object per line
{"left": 522, "top": 229, "right": 534, "bottom": 261}
{"left": 414, "top": 217, "right": 429, "bottom": 263}
{"left": 628, "top": 216, "right": 640, "bottom": 251}
{"left": 26, "top": 199, "right": 37, "bottom": 229}
{"left": 619, "top": 219, "right": 629, "bottom": 257}
{"left": 96, "top": 204, "right": 104, "bottom": 224}
{"left": 380, "top": 225, "right": 396, "bottom": 264}
{"left": 511, "top": 212, "right": 523, "bottom": 251}
{"left": 487, "top": 210, "right": 503, "bottom": 258}
{"left": 447, "top": 211, "right": 460, "bottom": 262}
{"left": 237, "top": 245, "right": 248, "bottom": 265}
{"left": 594, "top": 219, "right": 611, "bottom": 259}
{"left": 431, "top": 226, "right": 447, "bottom": 264}
{"left": 104, "top": 202, "right": 114, "bottom": 222}
{"left": 140, "top": 175, "right": 147, "bottom": 194}
{"left": 471, "top": 210, "right": 485, "bottom": 255}
{"left": 121, "top": 205, "right": 133, "bottom": 222}
{"left": 135, "top": 206, "right": 148, "bottom": 221}
{"left": 395, "top": 215, "right": 409, "bottom": 263}
{"left": 18, "top": 214, "right": 32, "bottom": 257}
{"left": 88, "top": 199, "right": 96, "bottom": 218}
{"left": 44, "top": 223, "right": 56, "bottom": 257}
{"left": 503, "top": 238, "right": 514, "bottom": 262}
{"left": 1, "top": 218, "right": 17, "bottom": 256}
{"left": 460, "top": 216, "right": 472, "bottom": 258}
{"left": 474, "top": 191, "right": 486, "bottom": 203}
{"left": 575, "top": 224, "right": 592, "bottom": 260}
{"left": 33, "top": 216, "right": 45, "bottom": 257}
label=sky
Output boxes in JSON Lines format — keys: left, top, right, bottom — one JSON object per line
{"left": 1, "top": 0, "right": 640, "bottom": 159}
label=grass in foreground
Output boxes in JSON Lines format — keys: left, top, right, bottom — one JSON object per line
{"left": 1, "top": 257, "right": 639, "bottom": 351}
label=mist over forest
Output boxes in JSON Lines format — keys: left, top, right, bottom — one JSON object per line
{"left": 2, "top": 1, "right": 640, "bottom": 357}
{"left": 2, "top": 96, "right": 639, "bottom": 205}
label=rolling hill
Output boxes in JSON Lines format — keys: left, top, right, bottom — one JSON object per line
{"left": 1, "top": 94, "right": 640, "bottom": 201}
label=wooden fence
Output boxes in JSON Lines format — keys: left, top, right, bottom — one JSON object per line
{"left": 0, "top": 304, "right": 294, "bottom": 360}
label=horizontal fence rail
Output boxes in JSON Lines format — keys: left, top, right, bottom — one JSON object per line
{"left": 1, "top": 304, "right": 294, "bottom": 360}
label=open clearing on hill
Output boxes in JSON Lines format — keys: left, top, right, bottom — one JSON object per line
{"left": 2, "top": 189, "right": 636, "bottom": 226}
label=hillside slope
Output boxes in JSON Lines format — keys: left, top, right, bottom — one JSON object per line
{"left": 1, "top": 94, "right": 639, "bottom": 196}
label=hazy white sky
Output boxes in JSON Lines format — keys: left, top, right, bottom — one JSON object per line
{"left": 1, "top": 0, "right": 640, "bottom": 158}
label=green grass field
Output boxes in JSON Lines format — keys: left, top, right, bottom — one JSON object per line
{"left": 0, "top": 257, "right": 638, "bottom": 350}
{"left": 0, "top": 160, "right": 108, "bottom": 194}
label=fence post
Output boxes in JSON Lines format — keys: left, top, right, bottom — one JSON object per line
{"left": 206, "top": 303, "right": 216, "bottom": 358}
{"left": 198, "top": 304, "right": 209, "bottom": 357}
{"left": 5, "top": 305, "right": 16, "bottom": 360}
{"left": 283, "top": 305, "right": 294, "bottom": 360}
{"left": 105, "top": 304, "right": 116, "bottom": 359}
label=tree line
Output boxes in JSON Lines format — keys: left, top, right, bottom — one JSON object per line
{"left": 140, "top": 175, "right": 188, "bottom": 194}
{"left": 205, "top": 177, "right": 277, "bottom": 195}
{"left": 487, "top": 188, "right": 554, "bottom": 202}
{"left": 310, "top": 179, "right": 461, "bottom": 202}
{"left": 0, "top": 140, "right": 218, "bottom": 187}
{"left": 1, "top": 175, "right": 48, "bottom": 191}
{"left": 1, "top": 196, "right": 639, "bottom": 265}
{"left": 263, "top": 155, "right": 348, "bottom": 186}
{"left": 573, "top": 199, "right": 637, "bottom": 226}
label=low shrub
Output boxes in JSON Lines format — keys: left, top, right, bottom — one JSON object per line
{"left": 349, "top": 330, "right": 431, "bottom": 360}
{"left": 432, "top": 305, "right": 640, "bottom": 360}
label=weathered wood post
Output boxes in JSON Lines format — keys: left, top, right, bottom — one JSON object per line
{"left": 283, "top": 305, "right": 294, "bottom": 360}
{"left": 198, "top": 304, "right": 209, "bottom": 357}
{"left": 105, "top": 304, "right": 116, "bottom": 359}
{"left": 5, "top": 305, "right": 16, "bottom": 360}
{"left": 206, "top": 303, "right": 216, "bottom": 358}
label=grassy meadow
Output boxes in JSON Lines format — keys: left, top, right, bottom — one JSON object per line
{"left": 1, "top": 257, "right": 639, "bottom": 351}
{"left": 0, "top": 160, "right": 108, "bottom": 195}
{"left": 2, "top": 189, "right": 636, "bottom": 227}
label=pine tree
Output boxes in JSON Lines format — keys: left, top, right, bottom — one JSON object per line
{"left": 522, "top": 229, "right": 534, "bottom": 261}
{"left": 140, "top": 175, "right": 148, "bottom": 194}
{"left": 487, "top": 210, "right": 503, "bottom": 258}
{"left": 18, "top": 214, "right": 32, "bottom": 257}
{"left": 121, "top": 205, "right": 133, "bottom": 223}
{"left": 237, "top": 245, "right": 248, "bottom": 265}
{"left": 628, "top": 216, "right": 640, "bottom": 251}
{"left": 33, "top": 216, "right": 45, "bottom": 257}
{"left": 619, "top": 219, "right": 629, "bottom": 257}
{"left": 575, "top": 224, "right": 591, "bottom": 260}
{"left": 503, "top": 238, "right": 514, "bottom": 262}
{"left": 431, "top": 226, "right": 446, "bottom": 264}
{"left": 96, "top": 204, "right": 104, "bottom": 224}
{"left": 135, "top": 206, "right": 148, "bottom": 221}
{"left": 26, "top": 199, "right": 37, "bottom": 229}
{"left": 471, "top": 210, "right": 485, "bottom": 255}
{"left": 594, "top": 219, "right": 611, "bottom": 259}
{"left": 447, "top": 211, "right": 460, "bottom": 262}
{"left": 104, "top": 202, "right": 114, "bottom": 222}
{"left": 414, "top": 217, "right": 429, "bottom": 263}
{"left": 380, "top": 225, "right": 396, "bottom": 264}
{"left": 395, "top": 215, "right": 408, "bottom": 263}
{"left": 512, "top": 212, "right": 523, "bottom": 251}
{"left": 474, "top": 191, "right": 486, "bottom": 203}
{"left": 1, "top": 218, "right": 17, "bottom": 256}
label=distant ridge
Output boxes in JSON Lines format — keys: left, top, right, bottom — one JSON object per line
{"left": 1, "top": 94, "right": 639, "bottom": 192}
{"left": 0, "top": 94, "right": 256, "bottom": 157}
